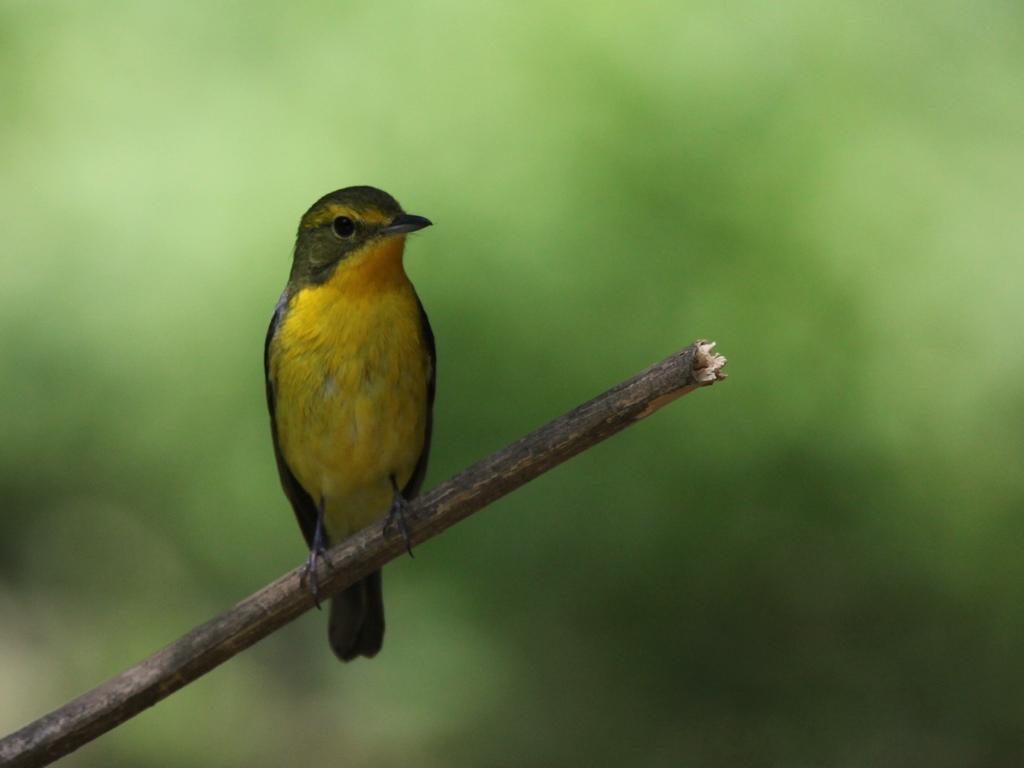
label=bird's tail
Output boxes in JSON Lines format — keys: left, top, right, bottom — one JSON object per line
{"left": 328, "top": 570, "right": 385, "bottom": 662}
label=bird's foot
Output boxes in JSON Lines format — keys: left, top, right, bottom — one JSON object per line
{"left": 383, "top": 478, "right": 415, "bottom": 557}
{"left": 299, "top": 498, "right": 334, "bottom": 609}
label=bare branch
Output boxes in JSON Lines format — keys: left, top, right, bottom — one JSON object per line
{"left": 0, "top": 340, "right": 727, "bottom": 768}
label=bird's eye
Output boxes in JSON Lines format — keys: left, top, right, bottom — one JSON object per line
{"left": 332, "top": 216, "right": 356, "bottom": 238}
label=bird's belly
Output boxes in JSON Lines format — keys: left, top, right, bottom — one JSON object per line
{"left": 315, "top": 376, "right": 424, "bottom": 541}
{"left": 283, "top": 369, "right": 425, "bottom": 541}
{"left": 272, "top": 292, "right": 429, "bottom": 544}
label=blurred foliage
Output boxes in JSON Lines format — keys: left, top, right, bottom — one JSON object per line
{"left": 1, "top": 0, "right": 1023, "bottom": 765}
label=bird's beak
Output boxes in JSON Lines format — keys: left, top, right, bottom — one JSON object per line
{"left": 383, "top": 213, "right": 432, "bottom": 235}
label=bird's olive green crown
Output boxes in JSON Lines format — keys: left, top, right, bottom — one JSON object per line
{"left": 288, "top": 186, "right": 430, "bottom": 288}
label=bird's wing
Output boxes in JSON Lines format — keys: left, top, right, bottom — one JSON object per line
{"left": 401, "top": 294, "right": 436, "bottom": 500}
{"left": 265, "top": 290, "right": 319, "bottom": 548}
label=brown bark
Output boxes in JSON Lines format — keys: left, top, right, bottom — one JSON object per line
{"left": 0, "top": 340, "right": 726, "bottom": 768}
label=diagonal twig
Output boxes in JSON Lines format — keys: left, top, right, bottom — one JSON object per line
{"left": 0, "top": 340, "right": 727, "bottom": 768}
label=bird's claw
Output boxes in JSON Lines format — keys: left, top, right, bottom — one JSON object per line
{"left": 300, "top": 497, "right": 334, "bottom": 609}
{"left": 383, "top": 478, "right": 415, "bottom": 557}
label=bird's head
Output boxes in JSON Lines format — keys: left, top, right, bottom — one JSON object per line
{"left": 289, "top": 186, "right": 431, "bottom": 288}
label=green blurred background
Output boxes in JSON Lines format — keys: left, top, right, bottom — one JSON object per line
{"left": 2, "top": 1, "right": 1023, "bottom": 765}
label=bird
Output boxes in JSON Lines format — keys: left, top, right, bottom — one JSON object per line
{"left": 264, "top": 186, "right": 435, "bottom": 661}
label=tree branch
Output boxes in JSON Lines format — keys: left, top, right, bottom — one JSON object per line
{"left": 0, "top": 340, "right": 727, "bottom": 768}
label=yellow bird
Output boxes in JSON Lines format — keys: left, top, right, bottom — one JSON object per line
{"left": 264, "top": 186, "right": 435, "bottom": 661}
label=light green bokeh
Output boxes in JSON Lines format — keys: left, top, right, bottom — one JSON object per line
{"left": 1, "top": 0, "right": 1022, "bottom": 765}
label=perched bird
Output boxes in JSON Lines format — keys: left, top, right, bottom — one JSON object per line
{"left": 264, "top": 186, "right": 435, "bottom": 661}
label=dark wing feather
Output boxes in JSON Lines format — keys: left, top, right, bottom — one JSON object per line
{"left": 265, "top": 291, "right": 319, "bottom": 548}
{"left": 401, "top": 294, "right": 436, "bottom": 500}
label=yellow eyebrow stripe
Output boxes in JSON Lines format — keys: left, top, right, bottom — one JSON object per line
{"left": 301, "top": 202, "right": 393, "bottom": 230}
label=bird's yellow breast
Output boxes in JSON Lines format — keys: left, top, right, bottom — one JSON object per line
{"left": 268, "top": 237, "right": 430, "bottom": 543}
